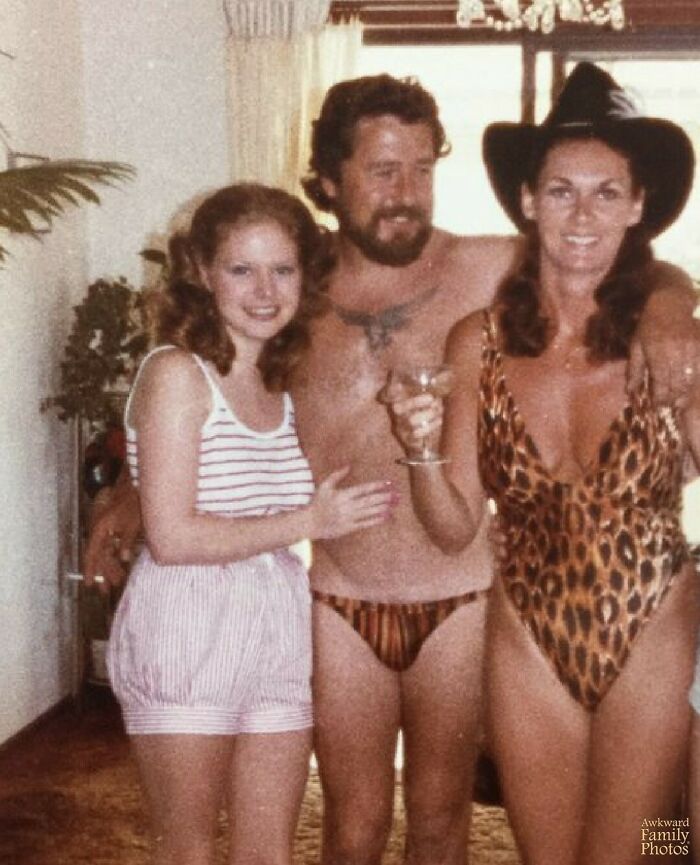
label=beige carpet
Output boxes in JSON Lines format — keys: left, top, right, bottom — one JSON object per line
{"left": 0, "top": 689, "right": 520, "bottom": 864}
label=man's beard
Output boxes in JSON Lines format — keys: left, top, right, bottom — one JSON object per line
{"left": 336, "top": 204, "right": 432, "bottom": 266}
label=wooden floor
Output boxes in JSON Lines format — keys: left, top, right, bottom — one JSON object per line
{"left": 0, "top": 687, "right": 519, "bottom": 864}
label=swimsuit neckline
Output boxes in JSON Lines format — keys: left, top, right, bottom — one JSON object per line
{"left": 489, "top": 322, "right": 644, "bottom": 489}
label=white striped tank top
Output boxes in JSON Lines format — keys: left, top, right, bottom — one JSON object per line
{"left": 124, "top": 346, "right": 315, "bottom": 517}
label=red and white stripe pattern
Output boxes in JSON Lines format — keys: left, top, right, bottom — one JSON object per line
{"left": 107, "top": 347, "right": 315, "bottom": 735}
{"left": 108, "top": 548, "right": 312, "bottom": 735}
{"left": 195, "top": 400, "right": 314, "bottom": 515}
{"left": 124, "top": 347, "right": 315, "bottom": 516}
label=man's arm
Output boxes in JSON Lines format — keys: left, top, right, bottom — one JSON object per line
{"left": 451, "top": 234, "right": 522, "bottom": 311}
{"left": 630, "top": 260, "right": 699, "bottom": 406}
{"left": 83, "top": 466, "right": 142, "bottom": 592}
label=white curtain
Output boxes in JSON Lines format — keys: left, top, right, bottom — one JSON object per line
{"left": 225, "top": 2, "right": 362, "bottom": 197}
{"left": 296, "top": 19, "right": 364, "bottom": 198}
{"left": 224, "top": 0, "right": 331, "bottom": 38}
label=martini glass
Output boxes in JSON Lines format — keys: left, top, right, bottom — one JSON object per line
{"left": 385, "top": 363, "right": 454, "bottom": 465}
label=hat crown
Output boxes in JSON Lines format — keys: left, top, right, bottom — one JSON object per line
{"left": 545, "top": 62, "right": 639, "bottom": 128}
{"left": 482, "top": 61, "right": 694, "bottom": 237}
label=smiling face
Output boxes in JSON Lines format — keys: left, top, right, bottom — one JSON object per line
{"left": 521, "top": 137, "right": 644, "bottom": 282}
{"left": 198, "top": 219, "right": 302, "bottom": 358}
{"left": 321, "top": 114, "right": 435, "bottom": 266}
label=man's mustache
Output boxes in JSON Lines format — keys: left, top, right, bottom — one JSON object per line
{"left": 372, "top": 206, "right": 428, "bottom": 223}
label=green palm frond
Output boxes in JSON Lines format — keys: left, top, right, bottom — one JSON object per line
{"left": 0, "top": 159, "right": 135, "bottom": 262}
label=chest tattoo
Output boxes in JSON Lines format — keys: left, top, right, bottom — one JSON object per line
{"left": 330, "top": 284, "right": 439, "bottom": 351}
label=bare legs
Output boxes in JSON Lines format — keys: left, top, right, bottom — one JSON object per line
{"left": 132, "top": 735, "right": 232, "bottom": 865}
{"left": 131, "top": 729, "right": 311, "bottom": 865}
{"left": 401, "top": 603, "right": 485, "bottom": 865}
{"left": 312, "top": 602, "right": 400, "bottom": 865}
{"left": 227, "top": 730, "right": 312, "bottom": 865}
{"left": 487, "top": 565, "right": 697, "bottom": 865}
{"left": 313, "top": 596, "right": 487, "bottom": 865}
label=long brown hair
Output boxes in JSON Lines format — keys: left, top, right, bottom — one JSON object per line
{"left": 497, "top": 130, "right": 654, "bottom": 361}
{"left": 157, "top": 183, "right": 333, "bottom": 389}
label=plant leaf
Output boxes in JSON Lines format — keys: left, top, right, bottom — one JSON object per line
{"left": 0, "top": 160, "right": 135, "bottom": 262}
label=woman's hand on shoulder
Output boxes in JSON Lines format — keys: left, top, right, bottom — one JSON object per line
{"left": 306, "top": 466, "right": 397, "bottom": 540}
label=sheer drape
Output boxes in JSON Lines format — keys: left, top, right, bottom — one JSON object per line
{"left": 224, "top": 0, "right": 331, "bottom": 38}
{"left": 296, "top": 19, "right": 363, "bottom": 199}
{"left": 225, "top": 2, "right": 362, "bottom": 197}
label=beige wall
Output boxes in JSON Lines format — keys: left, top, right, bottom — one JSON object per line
{"left": 78, "top": 0, "right": 230, "bottom": 284}
{"left": 0, "top": 0, "right": 231, "bottom": 744}
{"left": 0, "top": 0, "right": 88, "bottom": 744}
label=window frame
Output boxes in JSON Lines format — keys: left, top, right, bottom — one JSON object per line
{"left": 332, "top": 2, "right": 700, "bottom": 121}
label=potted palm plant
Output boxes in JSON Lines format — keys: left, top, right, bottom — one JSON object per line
{"left": 40, "top": 274, "right": 153, "bottom": 687}
{"left": 0, "top": 155, "right": 140, "bottom": 685}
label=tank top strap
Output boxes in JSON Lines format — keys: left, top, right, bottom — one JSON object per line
{"left": 125, "top": 345, "right": 225, "bottom": 428}
{"left": 124, "top": 344, "right": 179, "bottom": 427}
{"left": 188, "top": 353, "right": 228, "bottom": 415}
{"left": 281, "top": 391, "right": 293, "bottom": 429}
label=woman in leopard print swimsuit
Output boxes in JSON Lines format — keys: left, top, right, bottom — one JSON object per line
{"left": 389, "top": 63, "right": 699, "bottom": 865}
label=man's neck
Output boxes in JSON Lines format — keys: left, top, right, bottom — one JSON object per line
{"left": 332, "top": 228, "right": 443, "bottom": 300}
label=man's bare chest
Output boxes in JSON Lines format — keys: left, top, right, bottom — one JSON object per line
{"left": 298, "top": 285, "right": 467, "bottom": 392}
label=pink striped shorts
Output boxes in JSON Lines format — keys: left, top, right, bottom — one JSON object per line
{"left": 107, "top": 547, "right": 312, "bottom": 735}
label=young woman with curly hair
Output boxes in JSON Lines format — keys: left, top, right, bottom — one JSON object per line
{"left": 106, "top": 183, "right": 395, "bottom": 865}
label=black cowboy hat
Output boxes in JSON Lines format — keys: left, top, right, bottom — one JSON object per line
{"left": 482, "top": 62, "right": 695, "bottom": 237}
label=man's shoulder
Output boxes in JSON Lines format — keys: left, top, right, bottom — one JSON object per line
{"left": 429, "top": 229, "right": 518, "bottom": 272}
{"left": 430, "top": 230, "right": 521, "bottom": 310}
{"left": 445, "top": 230, "right": 518, "bottom": 259}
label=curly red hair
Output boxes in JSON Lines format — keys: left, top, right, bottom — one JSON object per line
{"left": 157, "top": 183, "right": 333, "bottom": 389}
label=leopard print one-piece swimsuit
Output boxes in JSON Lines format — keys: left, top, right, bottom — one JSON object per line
{"left": 478, "top": 311, "right": 689, "bottom": 710}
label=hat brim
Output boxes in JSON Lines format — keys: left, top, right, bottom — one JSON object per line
{"left": 483, "top": 118, "right": 695, "bottom": 238}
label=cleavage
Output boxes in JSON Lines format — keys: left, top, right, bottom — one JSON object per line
{"left": 501, "top": 355, "right": 629, "bottom": 485}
